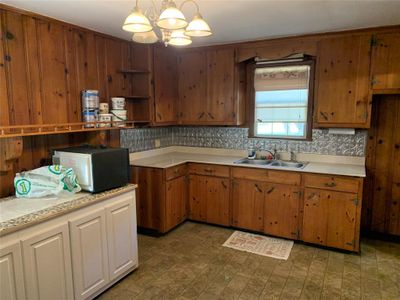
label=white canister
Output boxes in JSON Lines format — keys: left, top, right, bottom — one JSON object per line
{"left": 111, "top": 97, "right": 125, "bottom": 110}
{"left": 99, "top": 102, "right": 109, "bottom": 114}
{"left": 82, "top": 90, "right": 99, "bottom": 110}
{"left": 111, "top": 110, "right": 127, "bottom": 127}
{"left": 98, "top": 113, "right": 112, "bottom": 127}
{"left": 82, "top": 110, "right": 98, "bottom": 128}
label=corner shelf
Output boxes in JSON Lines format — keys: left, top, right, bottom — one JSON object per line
{"left": 0, "top": 120, "right": 150, "bottom": 139}
{"left": 118, "top": 69, "right": 150, "bottom": 74}
{"left": 124, "top": 95, "right": 150, "bottom": 99}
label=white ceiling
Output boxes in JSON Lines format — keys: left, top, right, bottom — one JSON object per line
{"left": 2, "top": 0, "right": 400, "bottom": 46}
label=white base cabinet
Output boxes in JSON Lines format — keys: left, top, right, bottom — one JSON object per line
{"left": 22, "top": 224, "right": 74, "bottom": 300}
{"left": 70, "top": 209, "right": 109, "bottom": 300}
{"left": 106, "top": 196, "right": 138, "bottom": 281}
{"left": 0, "top": 242, "right": 26, "bottom": 300}
{"left": 0, "top": 188, "right": 138, "bottom": 300}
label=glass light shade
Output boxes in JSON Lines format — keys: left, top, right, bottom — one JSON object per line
{"left": 132, "top": 30, "right": 158, "bottom": 44}
{"left": 169, "top": 30, "right": 192, "bottom": 46}
{"left": 122, "top": 7, "right": 152, "bottom": 33}
{"left": 185, "top": 13, "right": 212, "bottom": 37}
{"left": 156, "top": 5, "right": 187, "bottom": 30}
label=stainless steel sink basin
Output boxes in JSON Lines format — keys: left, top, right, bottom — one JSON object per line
{"left": 234, "top": 158, "right": 272, "bottom": 165}
{"left": 234, "top": 158, "right": 307, "bottom": 169}
{"left": 269, "top": 160, "right": 307, "bottom": 168}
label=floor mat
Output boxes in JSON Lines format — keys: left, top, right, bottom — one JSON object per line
{"left": 223, "top": 231, "right": 294, "bottom": 260}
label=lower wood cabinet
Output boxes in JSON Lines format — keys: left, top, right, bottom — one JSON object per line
{"left": 131, "top": 162, "right": 364, "bottom": 252}
{"left": 302, "top": 188, "right": 359, "bottom": 251}
{"left": 165, "top": 175, "right": 187, "bottom": 231}
{"left": 189, "top": 175, "right": 230, "bottom": 226}
{"left": 131, "top": 165, "right": 187, "bottom": 233}
{"left": 22, "top": 223, "right": 74, "bottom": 300}
{"left": 0, "top": 242, "right": 26, "bottom": 300}
{"left": 231, "top": 179, "right": 264, "bottom": 231}
{"left": 264, "top": 183, "right": 301, "bottom": 239}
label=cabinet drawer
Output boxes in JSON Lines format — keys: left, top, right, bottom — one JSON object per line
{"left": 188, "top": 163, "right": 230, "bottom": 177}
{"left": 267, "top": 170, "right": 301, "bottom": 186}
{"left": 232, "top": 167, "right": 269, "bottom": 181}
{"left": 165, "top": 164, "right": 187, "bottom": 180}
{"left": 304, "top": 174, "right": 359, "bottom": 193}
{"left": 232, "top": 168, "right": 300, "bottom": 185}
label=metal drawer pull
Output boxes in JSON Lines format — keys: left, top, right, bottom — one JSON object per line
{"left": 221, "top": 181, "right": 227, "bottom": 189}
{"left": 324, "top": 182, "right": 337, "bottom": 187}
{"left": 254, "top": 184, "right": 263, "bottom": 193}
{"left": 204, "top": 168, "right": 213, "bottom": 172}
{"left": 267, "top": 187, "right": 275, "bottom": 194}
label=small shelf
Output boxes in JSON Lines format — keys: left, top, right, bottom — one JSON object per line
{"left": 124, "top": 95, "right": 150, "bottom": 99}
{"left": 118, "top": 69, "right": 150, "bottom": 74}
{"left": 0, "top": 120, "right": 149, "bottom": 138}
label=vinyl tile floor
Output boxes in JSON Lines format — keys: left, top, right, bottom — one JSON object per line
{"left": 97, "top": 222, "right": 400, "bottom": 300}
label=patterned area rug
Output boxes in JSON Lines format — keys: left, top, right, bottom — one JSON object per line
{"left": 223, "top": 231, "right": 294, "bottom": 260}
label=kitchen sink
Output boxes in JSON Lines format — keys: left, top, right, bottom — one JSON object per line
{"left": 234, "top": 158, "right": 273, "bottom": 165}
{"left": 234, "top": 158, "right": 307, "bottom": 169}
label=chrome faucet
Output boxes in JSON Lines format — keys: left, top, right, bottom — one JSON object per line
{"left": 290, "top": 151, "right": 296, "bottom": 162}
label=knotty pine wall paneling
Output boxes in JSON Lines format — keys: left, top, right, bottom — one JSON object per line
{"left": 0, "top": 5, "right": 148, "bottom": 197}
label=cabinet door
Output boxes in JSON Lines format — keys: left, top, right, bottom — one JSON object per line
{"left": 206, "top": 48, "right": 236, "bottom": 123}
{"left": 264, "top": 184, "right": 300, "bottom": 239}
{"left": 178, "top": 51, "right": 207, "bottom": 124}
{"left": 371, "top": 32, "right": 400, "bottom": 90}
{"left": 0, "top": 242, "right": 26, "bottom": 300}
{"left": 206, "top": 177, "right": 230, "bottom": 226}
{"left": 154, "top": 46, "right": 178, "bottom": 124}
{"left": 69, "top": 209, "right": 109, "bottom": 300}
{"left": 165, "top": 175, "right": 187, "bottom": 231}
{"left": 188, "top": 175, "right": 207, "bottom": 222}
{"left": 316, "top": 35, "right": 371, "bottom": 127}
{"left": 303, "top": 188, "right": 358, "bottom": 250}
{"left": 22, "top": 223, "right": 74, "bottom": 300}
{"left": 106, "top": 195, "right": 138, "bottom": 280}
{"left": 130, "top": 166, "right": 164, "bottom": 231}
{"left": 232, "top": 179, "right": 264, "bottom": 232}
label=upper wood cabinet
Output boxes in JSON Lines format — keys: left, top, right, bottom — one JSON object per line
{"left": 370, "top": 32, "right": 400, "bottom": 91}
{"left": 178, "top": 50, "right": 207, "bottom": 123}
{"left": 315, "top": 35, "right": 372, "bottom": 128}
{"left": 177, "top": 48, "right": 244, "bottom": 125}
{"left": 153, "top": 46, "right": 179, "bottom": 124}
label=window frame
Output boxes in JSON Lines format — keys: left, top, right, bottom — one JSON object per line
{"left": 247, "top": 59, "right": 315, "bottom": 141}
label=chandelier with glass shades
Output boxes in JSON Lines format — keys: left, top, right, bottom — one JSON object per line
{"left": 122, "top": 0, "right": 212, "bottom": 46}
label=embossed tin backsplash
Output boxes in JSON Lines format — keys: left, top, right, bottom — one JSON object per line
{"left": 121, "top": 127, "right": 367, "bottom": 156}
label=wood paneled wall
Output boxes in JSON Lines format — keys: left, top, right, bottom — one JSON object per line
{"left": 0, "top": 5, "right": 139, "bottom": 197}
{"left": 363, "top": 95, "right": 400, "bottom": 236}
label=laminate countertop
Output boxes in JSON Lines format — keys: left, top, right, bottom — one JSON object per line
{"left": 0, "top": 184, "right": 137, "bottom": 237}
{"left": 130, "top": 147, "right": 366, "bottom": 178}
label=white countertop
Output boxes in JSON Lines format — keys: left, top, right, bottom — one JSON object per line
{"left": 130, "top": 147, "right": 366, "bottom": 177}
{"left": 0, "top": 184, "right": 137, "bottom": 236}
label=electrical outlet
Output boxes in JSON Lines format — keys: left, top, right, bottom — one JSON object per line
{"left": 155, "top": 139, "right": 161, "bottom": 148}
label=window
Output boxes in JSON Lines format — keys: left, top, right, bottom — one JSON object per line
{"left": 252, "top": 61, "right": 314, "bottom": 139}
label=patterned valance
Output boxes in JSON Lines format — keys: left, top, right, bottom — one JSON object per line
{"left": 254, "top": 65, "right": 310, "bottom": 91}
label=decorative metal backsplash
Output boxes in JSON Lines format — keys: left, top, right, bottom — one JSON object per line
{"left": 121, "top": 127, "right": 367, "bottom": 156}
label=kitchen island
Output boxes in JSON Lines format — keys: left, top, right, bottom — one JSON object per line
{"left": 0, "top": 184, "right": 138, "bottom": 300}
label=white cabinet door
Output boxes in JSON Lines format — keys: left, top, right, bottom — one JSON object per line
{"left": 106, "top": 194, "right": 138, "bottom": 280}
{"left": 21, "top": 223, "right": 74, "bottom": 300}
{"left": 69, "top": 208, "right": 109, "bottom": 300}
{"left": 0, "top": 242, "right": 26, "bottom": 300}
